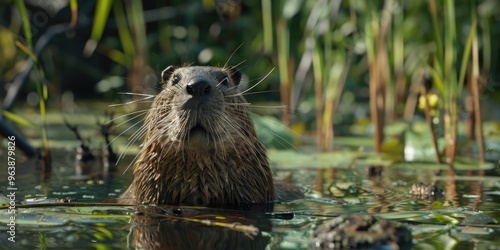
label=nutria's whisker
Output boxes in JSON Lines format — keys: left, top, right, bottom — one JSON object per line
{"left": 108, "top": 93, "right": 155, "bottom": 107}
{"left": 249, "top": 106, "right": 286, "bottom": 111}
{"left": 221, "top": 113, "right": 254, "bottom": 153}
{"left": 232, "top": 60, "right": 246, "bottom": 70}
{"left": 108, "top": 100, "right": 154, "bottom": 108}
{"left": 217, "top": 115, "right": 240, "bottom": 159}
{"left": 223, "top": 102, "right": 251, "bottom": 106}
{"left": 223, "top": 116, "right": 248, "bottom": 159}
{"left": 122, "top": 138, "right": 145, "bottom": 174}
{"left": 223, "top": 43, "right": 244, "bottom": 69}
{"left": 117, "top": 92, "right": 156, "bottom": 97}
{"left": 174, "top": 111, "right": 190, "bottom": 156}
{"left": 109, "top": 110, "right": 149, "bottom": 143}
{"left": 256, "top": 113, "right": 302, "bottom": 138}
{"left": 228, "top": 116, "right": 257, "bottom": 149}
{"left": 108, "top": 109, "right": 150, "bottom": 125}
{"left": 253, "top": 113, "right": 302, "bottom": 152}
{"left": 264, "top": 129, "right": 298, "bottom": 151}
{"left": 237, "top": 90, "right": 279, "bottom": 96}
{"left": 226, "top": 68, "right": 274, "bottom": 97}
{"left": 115, "top": 117, "right": 149, "bottom": 162}
{"left": 205, "top": 114, "right": 222, "bottom": 155}
{"left": 120, "top": 128, "right": 148, "bottom": 174}
{"left": 216, "top": 77, "right": 229, "bottom": 88}
{"left": 118, "top": 125, "right": 148, "bottom": 166}
{"left": 128, "top": 122, "right": 149, "bottom": 147}
{"left": 225, "top": 104, "right": 286, "bottom": 110}
{"left": 106, "top": 111, "right": 148, "bottom": 151}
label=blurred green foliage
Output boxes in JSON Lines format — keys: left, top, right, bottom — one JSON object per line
{"left": 1, "top": 0, "right": 499, "bottom": 132}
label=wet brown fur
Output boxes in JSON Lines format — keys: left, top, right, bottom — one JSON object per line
{"left": 119, "top": 66, "right": 275, "bottom": 206}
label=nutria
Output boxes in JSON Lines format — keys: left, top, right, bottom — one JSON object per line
{"left": 118, "top": 65, "right": 296, "bottom": 206}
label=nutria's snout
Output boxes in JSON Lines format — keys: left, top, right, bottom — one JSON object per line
{"left": 179, "top": 76, "right": 223, "bottom": 145}
{"left": 186, "top": 77, "right": 212, "bottom": 96}
{"left": 181, "top": 76, "right": 221, "bottom": 112}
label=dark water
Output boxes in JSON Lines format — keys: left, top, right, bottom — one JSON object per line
{"left": 0, "top": 146, "right": 499, "bottom": 249}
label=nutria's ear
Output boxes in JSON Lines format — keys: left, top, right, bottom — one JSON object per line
{"left": 161, "top": 65, "right": 176, "bottom": 84}
{"left": 227, "top": 66, "right": 242, "bottom": 86}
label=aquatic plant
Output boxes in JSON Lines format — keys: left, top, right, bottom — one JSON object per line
{"left": 13, "top": 0, "right": 53, "bottom": 178}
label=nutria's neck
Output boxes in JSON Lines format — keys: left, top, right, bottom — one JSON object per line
{"left": 131, "top": 140, "right": 275, "bottom": 206}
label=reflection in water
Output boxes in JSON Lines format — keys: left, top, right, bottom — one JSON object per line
{"left": 366, "top": 166, "right": 394, "bottom": 214}
{"left": 444, "top": 167, "right": 459, "bottom": 207}
{"left": 131, "top": 206, "right": 272, "bottom": 250}
{"left": 467, "top": 169, "right": 485, "bottom": 211}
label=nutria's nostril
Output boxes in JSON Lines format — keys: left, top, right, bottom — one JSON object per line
{"left": 186, "top": 80, "right": 211, "bottom": 96}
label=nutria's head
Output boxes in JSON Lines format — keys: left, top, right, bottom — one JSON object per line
{"left": 123, "top": 65, "right": 275, "bottom": 206}
{"left": 148, "top": 65, "right": 245, "bottom": 152}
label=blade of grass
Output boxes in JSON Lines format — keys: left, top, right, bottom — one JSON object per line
{"left": 365, "top": 2, "right": 381, "bottom": 152}
{"left": 69, "top": 0, "right": 78, "bottom": 28}
{"left": 83, "top": 0, "right": 113, "bottom": 57}
{"left": 420, "top": 82, "right": 442, "bottom": 164}
{"left": 114, "top": 0, "right": 135, "bottom": 56}
{"left": 457, "top": 20, "right": 477, "bottom": 95}
{"left": 14, "top": 0, "right": 32, "bottom": 50}
{"left": 428, "top": 0, "right": 443, "bottom": 66}
{"left": 15, "top": 40, "right": 37, "bottom": 62}
{"left": 443, "top": 0, "right": 458, "bottom": 165}
{"left": 102, "top": 48, "right": 132, "bottom": 68}
{"left": 323, "top": 52, "right": 351, "bottom": 151}
{"left": 261, "top": 0, "right": 273, "bottom": 54}
{"left": 2, "top": 110, "right": 35, "bottom": 127}
{"left": 470, "top": 1, "right": 485, "bottom": 163}
{"left": 479, "top": 15, "right": 491, "bottom": 74}
{"left": 276, "top": 18, "right": 291, "bottom": 126}
{"left": 92, "top": 0, "right": 114, "bottom": 40}
{"left": 125, "top": 0, "right": 147, "bottom": 98}
{"left": 393, "top": 2, "right": 405, "bottom": 120}
{"left": 379, "top": 0, "right": 393, "bottom": 123}
{"left": 312, "top": 39, "right": 324, "bottom": 150}
{"left": 14, "top": 17, "right": 52, "bottom": 173}
{"left": 320, "top": 1, "right": 335, "bottom": 150}
{"left": 472, "top": 33, "right": 485, "bottom": 163}
{"left": 427, "top": 64, "right": 444, "bottom": 95}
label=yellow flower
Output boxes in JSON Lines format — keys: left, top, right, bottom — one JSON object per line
{"left": 418, "top": 94, "right": 439, "bottom": 110}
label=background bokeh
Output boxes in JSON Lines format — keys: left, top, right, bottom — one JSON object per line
{"left": 1, "top": 0, "right": 500, "bottom": 157}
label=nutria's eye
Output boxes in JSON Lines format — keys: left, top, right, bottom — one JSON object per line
{"left": 217, "top": 72, "right": 230, "bottom": 86}
{"left": 172, "top": 75, "right": 180, "bottom": 86}
{"left": 220, "top": 77, "right": 229, "bottom": 86}
{"left": 227, "top": 66, "right": 241, "bottom": 86}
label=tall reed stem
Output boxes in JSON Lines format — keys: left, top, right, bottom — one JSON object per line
{"left": 471, "top": 29, "right": 485, "bottom": 163}
{"left": 276, "top": 18, "right": 291, "bottom": 127}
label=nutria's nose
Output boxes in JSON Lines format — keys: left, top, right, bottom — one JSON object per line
{"left": 186, "top": 78, "right": 211, "bottom": 96}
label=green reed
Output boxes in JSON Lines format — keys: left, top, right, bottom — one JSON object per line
{"left": 83, "top": 0, "right": 146, "bottom": 98}
{"left": 83, "top": 0, "right": 113, "bottom": 57}
{"left": 268, "top": 0, "right": 351, "bottom": 150}
{"left": 427, "top": 0, "right": 478, "bottom": 164}
{"left": 311, "top": 1, "right": 350, "bottom": 151}
{"left": 14, "top": 0, "right": 52, "bottom": 176}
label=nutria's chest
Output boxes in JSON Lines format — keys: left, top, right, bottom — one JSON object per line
{"left": 132, "top": 145, "right": 274, "bottom": 206}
